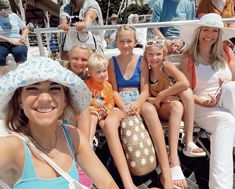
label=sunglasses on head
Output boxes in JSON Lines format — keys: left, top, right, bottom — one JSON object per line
{"left": 146, "top": 39, "right": 165, "bottom": 47}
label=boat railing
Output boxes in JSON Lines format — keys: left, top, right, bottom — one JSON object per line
{"left": 34, "top": 17, "right": 235, "bottom": 57}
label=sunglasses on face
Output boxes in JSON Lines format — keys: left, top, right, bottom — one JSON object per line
{"left": 146, "top": 40, "right": 165, "bottom": 47}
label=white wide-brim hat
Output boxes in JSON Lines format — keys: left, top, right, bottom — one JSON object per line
{"left": 0, "top": 57, "right": 91, "bottom": 119}
{"left": 180, "top": 13, "right": 235, "bottom": 46}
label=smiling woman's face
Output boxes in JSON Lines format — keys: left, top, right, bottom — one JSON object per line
{"left": 69, "top": 47, "right": 90, "bottom": 75}
{"left": 19, "top": 81, "right": 67, "bottom": 127}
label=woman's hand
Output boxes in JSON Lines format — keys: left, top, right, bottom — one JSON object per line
{"left": 199, "top": 96, "right": 218, "bottom": 107}
{"left": 75, "top": 21, "right": 88, "bottom": 32}
{"left": 8, "top": 39, "right": 25, "bottom": 46}
{"left": 58, "top": 21, "right": 70, "bottom": 31}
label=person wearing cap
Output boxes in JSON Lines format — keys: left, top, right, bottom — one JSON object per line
{"left": 0, "top": 57, "right": 119, "bottom": 189}
{"left": 180, "top": 13, "right": 235, "bottom": 189}
{"left": 104, "top": 13, "right": 119, "bottom": 49}
{"left": 0, "top": 0, "right": 28, "bottom": 73}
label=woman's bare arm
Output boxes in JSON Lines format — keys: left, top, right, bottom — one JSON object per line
{"left": 71, "top": 127, "right": 119, "bottom": 189}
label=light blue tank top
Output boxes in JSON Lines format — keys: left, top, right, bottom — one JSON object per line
{"left": 112, "top": 55, "right": 142, "bottom": 88}
{"left": 13, "top": 125, "right": 79, "bottom": 189}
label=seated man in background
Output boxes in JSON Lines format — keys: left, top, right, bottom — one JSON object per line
{"left": 0, "top": 0, "right": 28, "bottom": 75}
{"left": 104, "top": 13, "right": 119, "bottom": 49}
{"left": 151, "top": 0, "right": 195, "bottom": 55}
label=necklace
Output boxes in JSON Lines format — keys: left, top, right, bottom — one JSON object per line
{"left": 198, "top": 54, "right": 211, "bottom": 65}
{"left": 30, "top": 128, "right": 58, "bottom": 153}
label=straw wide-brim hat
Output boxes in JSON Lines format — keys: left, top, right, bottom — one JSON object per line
{"left": 0, "top": 57, "right": 91, "bottom": 119}
{"left": 180, "top": 13, "right": 235, "bottom": 46}
{"left": 109, "top": 13, "right": 118, "bottom": 20}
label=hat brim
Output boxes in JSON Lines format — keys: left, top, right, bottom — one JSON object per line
{"left": 0, "top": 57, "right": 91, "bottom": 119}
{"left": 180, "top": 22, "right": 235, "bottom": 46}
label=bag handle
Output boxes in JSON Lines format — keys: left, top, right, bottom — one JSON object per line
{"left": 11, "top": 132, "right": 88, "bottom": 189}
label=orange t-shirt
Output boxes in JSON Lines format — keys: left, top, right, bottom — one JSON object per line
{"left": 85, "top": 78, "right": 114, "bottom": 119}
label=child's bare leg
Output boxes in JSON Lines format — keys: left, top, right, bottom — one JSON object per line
{"left": 89, "top": 114, "right": 99, "bottom": 144}
{"left": 158, "top": 101, "right": 187, "bottom": 188}
{"left": 179, "top": 88, "right": 194, "bottom": 143}
{"left": 103, "top": 109, "right": 137, "bottom": 189}
{"left": 159, "top": 101, "right": 183, "bottom": 166}
{"left": 179, "top": 88, "right": 204, "bottom": 154}
{"left": 140, "top": 102, "right": 173, "bottom": 189}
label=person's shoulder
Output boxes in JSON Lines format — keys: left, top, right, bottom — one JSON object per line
{"left": 0, "top": 135, "right": 24, "bottom": 153}
{"left": 180, "top": 0, "right": 195, "bottom": 5}
{"left": 104, "top": 80, "right": 113, "bottom": 88}
{"left": 9, "top": 13, "right": 20, "bottom": 19}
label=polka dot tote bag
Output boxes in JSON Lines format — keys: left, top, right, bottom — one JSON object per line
{"left": 120, "top": 114, "right": 157, "bottom": 176}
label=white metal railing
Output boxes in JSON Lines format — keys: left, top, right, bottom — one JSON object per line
{"left": 34, "top": 18, "right": 235, "bottom": 57}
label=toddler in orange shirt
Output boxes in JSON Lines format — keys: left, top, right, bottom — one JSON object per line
{"left": 85, "top": 53, "right": 114, "bottom": 142}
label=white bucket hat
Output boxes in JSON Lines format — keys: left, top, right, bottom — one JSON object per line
{"left": 0, "top": 57, "right": 91, "bottom": 119}
{"left": 180, "top": 13, "right": 235, "bottom": 46}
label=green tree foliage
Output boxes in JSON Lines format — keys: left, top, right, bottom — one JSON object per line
{"left": 120, "top": 3, "right": 151, "bottom": 23}
{"left": 97, "top": 0, "right": 120, "bottom": 24}
{"left": 96, "top": 0, "right": 151, "bottom": 24}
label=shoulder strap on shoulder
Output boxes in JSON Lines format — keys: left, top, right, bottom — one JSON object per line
{"left": 223, "top": 43, "right": 232, "bottom": 64}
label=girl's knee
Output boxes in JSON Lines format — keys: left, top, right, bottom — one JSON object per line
{"left": 170, "top": 101, "right": 183, "bottom": 114}
{"left": 140, "top": 102, "right": 157, "bottom": 114}
{"left": 179, "top": 88, "right": 194, "bottom": 100}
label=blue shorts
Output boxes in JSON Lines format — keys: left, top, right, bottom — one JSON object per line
{"left": 119, "top": 90, "right": 140, "bottom": 105}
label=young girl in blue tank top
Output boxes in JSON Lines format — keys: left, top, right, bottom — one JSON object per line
{"left": 103, "top": 25, "right": 173, "bottom": 189}
{"left": 0, "top": 57, "right": 118, "bottom": 189}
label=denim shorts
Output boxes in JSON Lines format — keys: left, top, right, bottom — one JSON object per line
{"left": 119, "top": 90, "right": 140, "bottom": 105}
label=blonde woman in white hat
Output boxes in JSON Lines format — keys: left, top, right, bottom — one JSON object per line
{"left": 180, "top": 13, "right": 235, "bottom": 189}
{"left": 0, "top": 57, "right": 118, "bottom": 189}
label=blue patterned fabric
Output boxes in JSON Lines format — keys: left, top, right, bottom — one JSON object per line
{"left": 0, "top": 57, "right": 91, "bottom": 119}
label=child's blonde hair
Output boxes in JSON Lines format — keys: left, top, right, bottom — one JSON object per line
{"left": 143, "top": 40, "right": 168, "bottom": 61}
{"left": 88, "top": 53, "right": 108, "bottom": 71}
{"left": 115, "top": 25, "right": 137, "bottom": 41}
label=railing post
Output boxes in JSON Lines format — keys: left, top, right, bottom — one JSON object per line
{"left": 35, "top": 30, "right": 45, "bottom": 57}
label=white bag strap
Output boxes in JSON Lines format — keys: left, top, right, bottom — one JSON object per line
{"left": 0, "top": 179, "right": 11, "bottom": 189}
{"left": 11, "top": 132, "right": 88, "bottom": 189}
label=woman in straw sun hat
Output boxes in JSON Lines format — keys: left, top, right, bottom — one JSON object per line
{"left": 0, "top": 57, "right": 118, "bottom": 189}
{"left": 180, "top": 13, "right": 235, "bottom": 189}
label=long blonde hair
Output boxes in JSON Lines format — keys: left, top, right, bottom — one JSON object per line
{"left": 184, "top": 26, "right": 227, "bottom": 70}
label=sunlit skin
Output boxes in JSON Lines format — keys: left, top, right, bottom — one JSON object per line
{"left": 69, "top": 48, "right": 90, "bottom": 75}
{"left": 146, "top": 45, "right": 165, "bottom": 70}
{"left": 89, "top": 66, "right": 108, "bottom": 84}
{"left": 19, "top": 81, "right": 67, "bottom": 128}
{"left": 199, "top": 26, "right": 219, "bottom": 46}
{"left": 115, "top": 30, "right": 137, "bottom": 56}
